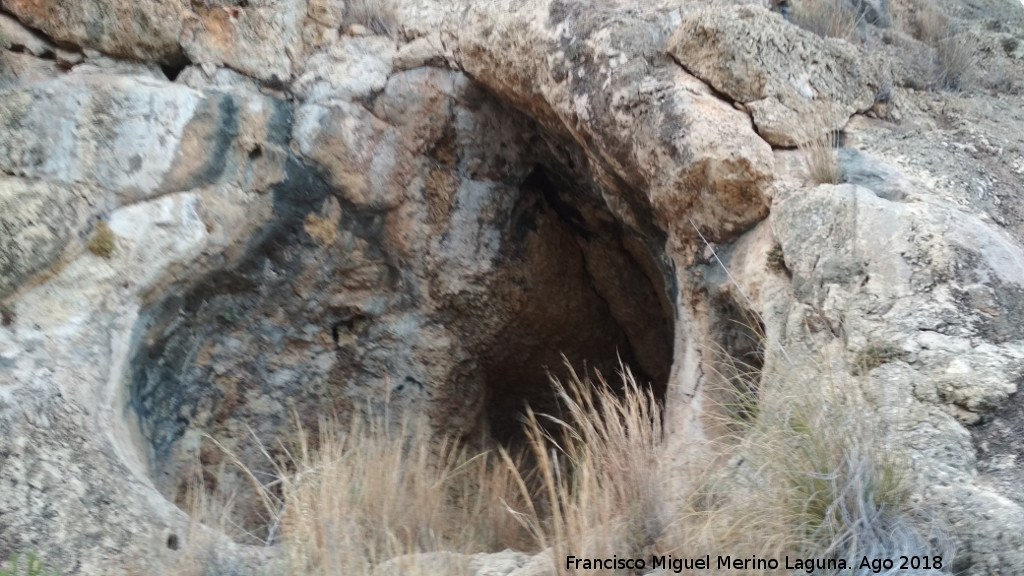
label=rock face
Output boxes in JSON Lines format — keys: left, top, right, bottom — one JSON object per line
{"left": 0, "top": 178, "right": 94, "bottom": 299}
{"left": 1, "top": 0, "right": 1024, "bottom": 575}
{"left": 668, "top": 5, "right": 884, "bottom": 146}
{"left": 1, "top": 0, "right": 189, "bottom": 64}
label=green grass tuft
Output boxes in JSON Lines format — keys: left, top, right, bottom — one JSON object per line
{"left": 0, "top": 552, "right": 60, "bottom": 576}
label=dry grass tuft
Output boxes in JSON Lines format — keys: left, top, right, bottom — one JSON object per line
{"left": 900, "top": 2, "right": 978, "bottom": 91}
{"left": 932, "top": 32, "right": 977, "bottom": 91}
{"left": 259, "top": 413, "right": 532, "bottom": 576}
{"left": 346, "top": 0, "right": 398, "bottom": 37}
{"left": 516, "top": 364, "right": 665, "bottom": 575}
{"left": 791, "top": 0, "right": 863, "bottom": 42}
{"left": 797, "top": 112, "right": 843, "bottom": 185}
{"left": 685, "top": 333, "right": 953, "bottom": 575}
{"left": 908, "top": 3, "right": 948, "bottom": 45}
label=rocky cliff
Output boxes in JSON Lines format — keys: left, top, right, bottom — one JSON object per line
{"left": 1, "top": 0, "right": 1024, "bottom": 574}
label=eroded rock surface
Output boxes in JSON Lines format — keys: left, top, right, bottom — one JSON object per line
{"left": 1, "top": 0, "right": 1024, "bottom": 574}
{"left": 668, "top": 5, "right": 884, "bottom": 146}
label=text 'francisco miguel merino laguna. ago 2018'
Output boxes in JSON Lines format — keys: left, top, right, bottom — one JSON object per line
{"left": 564, "top": 554, "right": 946, "bottom": 573}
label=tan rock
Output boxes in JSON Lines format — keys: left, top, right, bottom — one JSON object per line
{"left": 393, "top": 34, "right": 443, "bottom": 70}
{"left": 308, "top": 0, "right": 347, "bottom": 28}
{"left": 668, "top": 5, "right": 883, "bottom": 146}
{"left": 1, "top": 0, "right": 188, "bottom": 64}
{"left": 0, "top": 50, "right": 60, "bottom": 86}
{"left": 181, "top": 3, "right": 302, "bottom": 84}
{"left": 454, "top": 0, "right": 775, "bottom": 241}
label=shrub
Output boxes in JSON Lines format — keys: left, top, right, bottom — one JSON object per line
{"left": 791, "top": 0, "right": 863, "bottom": 42}
{"left": 932, "top": 32, "right": 977, "bottom": 91}
{"left": 900, "top": 2, "right": 977, "bottom": 90}
{"left": 87, "top": 221, "right": 116, "bottom": 259}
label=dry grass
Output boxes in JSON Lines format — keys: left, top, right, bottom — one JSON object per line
{"left": 183, "top": 348, "right": 948, "bottom": 576}
{"left": 249, "top": 413, "right": 533, "bottom": 576}
{"left": 684, "top": 342, "right": 953, "bottom": 575}
{"left": 519, "top": 365, "right": 665, "bottom": 575}
{"left": 899, "top": 2, "right": 978, "bottom": 90}
{"left": 346, "top": 0, "right": 397, "bottom": 37}
{"left": 932, "top": 32, "right": 977, "bottom": 91}
{"left": 907, "top": 2, "right": 948, "bottom": 45}
{"left": 797, "top": 111, "right": 843, "bottom": 185}
{"left": 791, "top": 0, "right": 863, "bottom": 42}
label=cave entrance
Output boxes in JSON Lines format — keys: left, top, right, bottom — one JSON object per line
{"left": 474, "top": 166, "right": 674, "bottom": 446}
{"left": 124, "top": 95, "right": 677, "bottom": 543}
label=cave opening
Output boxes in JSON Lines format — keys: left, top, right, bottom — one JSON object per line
{"left": 706, "top": 292, "right": 766, "bottom": 424}
{"left": 123, "top": 93, "right": 677, "bottom": 543}
{"left": 474, "top": 165, "right": 675, "bottom": 447}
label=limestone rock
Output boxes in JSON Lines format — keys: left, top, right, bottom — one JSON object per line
{"left": 307, "top": 0, "right": 347, "bottom": 28}
{"left": 0, "top": 0, "right": 188, "bottom": 64}
{"left": 1, "top": 2, "right": 1023, "bottom": 576}
{"left": 393, "top": 34, "right": 444, "bottom": 70}
{"left": 455, "top": 0, "right": 775, "bottom": 241}
{"left": 0, "top": 12, "right": 54, "bottom": 57}
{"left": 373, "top": 550, "right": 534, "bottom": 576}
{"left": 0, "top": 73, "right": 289, "bottom": 203}
{"left": 0, "top": 178, "right": 94, "bottom": 299}
{"left": 293, "top": 36, "right": 396, "bottom": 102}
{"left": 54, "top": 48, "right": 85, "bottom": 69}
{"left": 0, "top": 50, "right": 60, "bottom": 87}
{"left": 181, "top": 3, "right": 303, "bottom": 84}
{"left": 668, "top": 5, "right": 883, "bottom": 146}
{"left": 769, "top": 184, "right": 1024, "bottom": 572}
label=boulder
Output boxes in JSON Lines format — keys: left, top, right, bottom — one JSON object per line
{"left": 668, "top": 5, "right": 883, "bottom": 146}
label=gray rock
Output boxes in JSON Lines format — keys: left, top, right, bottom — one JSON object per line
{"left": 0, "top": 13, "right": 54, "bottom": 57}
{"left": 0, "top": 178, "right": 94, "bottom": 299}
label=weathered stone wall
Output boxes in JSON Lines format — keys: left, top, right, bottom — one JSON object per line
{"left": 1, "top": 0, "right": 1023, "bottom": 573}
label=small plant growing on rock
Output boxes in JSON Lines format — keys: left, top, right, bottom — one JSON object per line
{"left": 1, "top": 304, "right": 14, "bottom": 327}
{"left": 791, "top": 0, "right": 863, "bottom": 42}
{"left": 798, "top": 122, "right": 843, "bottom": 185}
{"left": 766, "top": 244, "right": 787, "bottom": 274}
{"left": 0, "top": 552, "right": 60, "bottom": 576}
{"left": 87, "top": 221, "right": 117, "bottom": 259}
